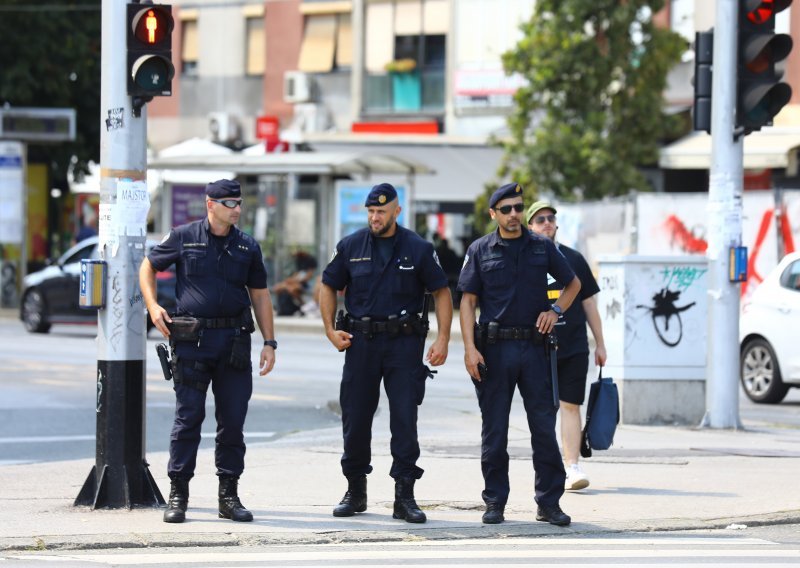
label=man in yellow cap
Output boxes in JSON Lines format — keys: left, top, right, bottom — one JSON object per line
{"left": 527, "top": 201, "right": 607, "bottom": 491}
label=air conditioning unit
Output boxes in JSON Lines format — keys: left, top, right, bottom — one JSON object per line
{"left": 289, "top": 103, "right": 330, "bottom": 134}
{"left": 208, "top": 112, "right": 241, "bottom": 143}
{"left": 284, "top": 71, "right": 313, "bottom": 104}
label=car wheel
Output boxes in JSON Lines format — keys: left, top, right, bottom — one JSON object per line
{"left": 740, "top": 338, "right": 790, "bottom": 404}
{"left": 22, "top": 289, "right": 52, "bottom": 334}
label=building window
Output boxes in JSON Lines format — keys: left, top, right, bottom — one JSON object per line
{"left": 245, "top": 16, "right": 265, "bottom": 76}
{"left": 298, "top": 12, "right": 352, "bottom": 73}
{"left": 364, "top": 0, "right": 448, "bottom": 114}
{"left": 180, "top": 16, "right": 198, "bottom": 77}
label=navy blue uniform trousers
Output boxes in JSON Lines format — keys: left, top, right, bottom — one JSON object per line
{"left": 475, "top": 339, "right": 565, "bottom": 507}
{"left": 340, "top": 332, "right": 427, "bottom": 480}
{"left": 168, "top": 328, "right": 253, "bottom": 479}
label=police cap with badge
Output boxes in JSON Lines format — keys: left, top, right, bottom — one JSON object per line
{"left": 489, "top": 182, "right": 523, "bottom": 209}
{"left": 365, "top": 182, "right": 398, "bottom": 206}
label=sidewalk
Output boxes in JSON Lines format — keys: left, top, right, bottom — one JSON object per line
{"left": 2, "top": 308, "right": 799, "bottom": 551}
{"left": 1, "top": 414, "right": 799, "bottom": 551}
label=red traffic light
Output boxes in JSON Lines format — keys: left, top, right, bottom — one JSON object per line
{"left": 127, "top": 4, "right": 174, "bottom": 98}
{"left": 129, "top": 5, "right": 173, "bottom": 47}
{"left": 745, "top": 0, "right": 774, "bottom": 24}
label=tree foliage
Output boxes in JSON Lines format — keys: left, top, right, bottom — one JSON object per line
{"left": 481, "top": 0, "right": 686, "bottom": 231}
{"left": 0, "top": 0, "right": 101, "bottom": 187}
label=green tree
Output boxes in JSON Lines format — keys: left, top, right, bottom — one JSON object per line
{"left": 482, "top": 0, "right": 686, "bottom": 230}
{"left": 0, "top": 1, "right": 101, "bottom": 187}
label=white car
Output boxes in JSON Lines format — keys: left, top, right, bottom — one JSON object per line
{"left": 740, "top": 251, "right": 800, "bottom": 403}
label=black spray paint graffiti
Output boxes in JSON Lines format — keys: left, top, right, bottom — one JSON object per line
{"left": 636, "top": 288, "right": 696, "bottom": 347}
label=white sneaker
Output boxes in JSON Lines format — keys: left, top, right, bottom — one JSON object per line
{"left": 565, "top": 463, "right": 590, "bottom": 491}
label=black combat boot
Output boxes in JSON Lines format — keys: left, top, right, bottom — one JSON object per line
{"left": 218, "top": 476, "right": 253, "bottom": 522}
{"left": 392, "top": 478, "right": 426, "bottom": 523}
{"left": 332, "top": 475, "right": 367, "bottom": 517}
{"left": 163, "top": 477, "right": 189, "bottom": 523}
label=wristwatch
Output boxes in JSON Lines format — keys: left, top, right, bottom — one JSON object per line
{"left": 263, "top": 339, "right": 278, "bottom": 350}
{"left": 550, "top": 304, "right": 563, "bottom": 316}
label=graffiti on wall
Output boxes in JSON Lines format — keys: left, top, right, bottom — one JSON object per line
{"left": 636, "top": 288, "right": 696, "bottom": 347}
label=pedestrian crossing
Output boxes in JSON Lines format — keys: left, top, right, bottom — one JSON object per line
{"left": 8, "top": 535, "right": 800, "bottom": 566}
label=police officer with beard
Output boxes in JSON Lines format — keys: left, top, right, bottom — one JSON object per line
{"left": 140, "top": 179, "right": 277, "bottom": 524}
{"left": 457, "top": 183, "right": 580, "bottom": 526}
{"left": 320, "top": 183, "right": 452, "bottom": 524}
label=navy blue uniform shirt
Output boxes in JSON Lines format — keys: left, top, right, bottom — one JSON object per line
{"left": 322, "top": 226, "right": 448, "bottom": 319}
{"left": 457, "top": 229, "right": 575, "bottom": 326}
{"left": 147, "top": 218, "right": 268, "bottom": 318}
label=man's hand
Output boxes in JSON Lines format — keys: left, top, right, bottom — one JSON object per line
{"left": 259, "top": 345, "right": 276, "bottom": 376}
{"left": 146, "top": 302, "right": 172, "bottom": 338}
{"left": 464, "top": 346, "right": 485, "bottom": 381}
{"left": 327, "top": 329, "right": 353, "bottom": 351}
{"left": 595, "top": 344, "right": 607, "bottom": 367}
{"left": 535, "top": 310, "right": 559, "bottom": 334}
{"left": 426, "top": 335, "right": 448, "bottom": 367}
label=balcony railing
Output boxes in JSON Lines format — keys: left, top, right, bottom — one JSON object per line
{"left": 364, "top": 68, "right": 445, "bottom": 115}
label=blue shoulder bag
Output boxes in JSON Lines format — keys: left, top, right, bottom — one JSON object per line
{"left": 580, "top": 367, "right": 619, "bottom": 457}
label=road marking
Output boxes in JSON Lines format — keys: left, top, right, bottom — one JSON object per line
{"left": 10, "top": 537, "right": 795, "bottom": 566}
{"left": 0, "top": 432, "right": 276, "bottom": 444}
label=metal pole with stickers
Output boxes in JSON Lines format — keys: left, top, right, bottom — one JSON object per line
{"left": 74, "top": 0, "right": 164, "bottom": 509}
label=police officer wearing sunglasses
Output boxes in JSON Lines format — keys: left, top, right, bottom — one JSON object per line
{"left": 457, "top": 183, "right": 581, "bottom": 526}
{"left": 140, "top": 179, "right": 277, "bottom": 524}
{"left": 320, "top": 182, "right": 453, "bottom": 524}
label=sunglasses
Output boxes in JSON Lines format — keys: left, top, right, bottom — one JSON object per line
{"left": 532, "top": 214, "right": 556, "bottom": 225}
{"left": 493, "top": 203, "right": 525, "bottom": 215}
{"left": 210, "top": 198, "right": 243, "bottom": 209}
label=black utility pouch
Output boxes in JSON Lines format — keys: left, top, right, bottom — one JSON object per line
{"left": 168, "top": 316, "right": 203, "bottom": 342}
{"left": 473, "top": 323, "right": 485, "bottom": 352}
{"left": 228, "top": 333, "right": 252, "bottom": 370}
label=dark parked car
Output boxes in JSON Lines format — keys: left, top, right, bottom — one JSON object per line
{"left": 20, "top": 237, "right": 176, "bottom": 334}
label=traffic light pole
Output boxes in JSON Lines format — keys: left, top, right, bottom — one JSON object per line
{"left": 701, "top": 0, "right": 744, "bottom": 429}
{"left": 75, "top": 0, "right": 164, "bottom": 508}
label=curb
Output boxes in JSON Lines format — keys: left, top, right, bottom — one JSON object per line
{"left": 3, "top": 510, "right": 799, "bottom": 552}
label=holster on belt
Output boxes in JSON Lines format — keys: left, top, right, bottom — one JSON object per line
{"left": 486, "top": 321, "right": 499, "bottom": 345}
{"left": 335, "top": 310, "right": 350, "bottom": 333}
{"left": 473, "top": 323, "right": 485, "bottom": 353}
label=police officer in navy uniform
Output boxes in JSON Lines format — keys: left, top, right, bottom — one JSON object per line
{"left": 457, "top": 183, "right": 581, "bottom": 526}
{"left": 140, "top": 179, "right": 277, "bottom": 524}
{"left": 319, "top": 182, "right": 452, "bottom": 524}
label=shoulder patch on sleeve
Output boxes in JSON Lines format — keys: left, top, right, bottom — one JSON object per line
{"left": 330, "top": 247, "right": 338, "bottom": 262}
{"left": 462, "top": 253, "right": 470, "bottom": 269}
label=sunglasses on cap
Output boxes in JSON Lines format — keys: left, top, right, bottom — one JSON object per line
{"left": 493, "top": 203, "right": 525, "bottom": 215}
{"left": 531, "top": 214, "right": 556, "bottom": 225}
{"left": 209, "top": 198, "right": 243, "bottom": 209}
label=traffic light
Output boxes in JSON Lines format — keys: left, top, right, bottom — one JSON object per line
{"left": 737, "top": 0, "right": 794, "bottom": 133}
{"left": 693, "top": 30, "right": 714, "bottom": 133}
{"left": 126, "top": 3, "right": 174, "bottom": 98}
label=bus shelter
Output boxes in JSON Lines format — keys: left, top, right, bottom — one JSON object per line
{"left": 147, "top": 151, "right": 433, "bottom": 285}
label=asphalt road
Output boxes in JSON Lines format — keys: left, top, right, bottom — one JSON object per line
{"left": 1, "top": 318, "right": 798, "bottom": 466}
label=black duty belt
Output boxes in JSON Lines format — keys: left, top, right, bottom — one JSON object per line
{"left": 349, "top": 319, "right": 391, "bottom": 333}
{"left": 347, "top": 313, "right": 422, "bottom": 336}
{"left": 496, "top": 326, "right": 545, "bottom": 343}
{"left": 197, "top": 312, "right": 253, "bottom": 330}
